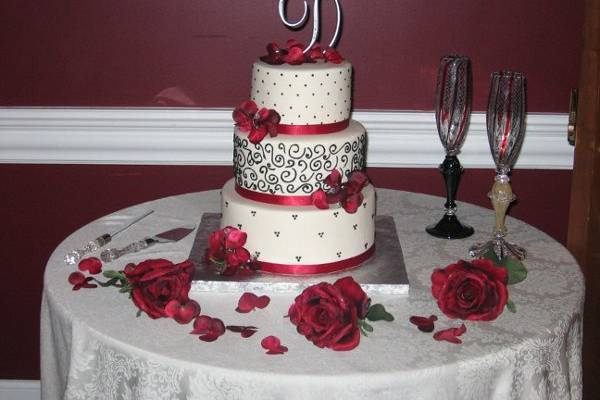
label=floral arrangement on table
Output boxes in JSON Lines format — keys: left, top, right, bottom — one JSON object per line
{"left": 409, "top": 254, "right": 527, "bottom": 343}
{"left": 69, "top": 218, "right": 527, "bottom": 350}
{"left": 69, "top": 255, "right": 393, "bottom": 353}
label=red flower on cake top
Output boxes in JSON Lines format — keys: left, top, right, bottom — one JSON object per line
{"left": 311, "top": 169, "right": 369, "bottom": 213}
{"left": 205, "top": 226, "right": 258, "bottom": 276}
{"left": 233, "top": 100, "right": 281, "bottom": 144}
{"left": 260, "top": 40, "right": 344, "bottom": 65}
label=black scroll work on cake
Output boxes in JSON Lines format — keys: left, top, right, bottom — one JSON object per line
{"left": 233, "top": 133, "right": 367, "bottom": 195}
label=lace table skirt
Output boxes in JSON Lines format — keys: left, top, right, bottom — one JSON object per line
{"left": 41, "top": 189, "right": 584, "bottom": 400}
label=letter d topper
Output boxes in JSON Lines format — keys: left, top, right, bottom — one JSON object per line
{"left": 278, "top": 0, "right": 342, "bottom": 53}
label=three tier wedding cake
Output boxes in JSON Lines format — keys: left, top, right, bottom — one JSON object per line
{"left": 218, "top": 40, "right": 375, "bottom": 276}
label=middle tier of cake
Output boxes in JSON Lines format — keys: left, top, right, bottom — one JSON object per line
{"left": 234, "top": 120, "right": 366, "bottom": 196}
{"left": 220, "top": 178, "right": 376, "bottom": 274}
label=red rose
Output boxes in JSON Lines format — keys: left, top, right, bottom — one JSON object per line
{"left": 288, "top": 277, "right": 369, "bottom": 351}
{"left": 431, "top": 259, "right": 508, "bottom": 321}
{"left": 205, "top": 226, "right": 252, "bottom": 275}
{"left": 124, "top": 259, "right": 195, "bottom": 319}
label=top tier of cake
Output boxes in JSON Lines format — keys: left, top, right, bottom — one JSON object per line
{"left": 250, "top": 60, "right": 352, "bottom": 126}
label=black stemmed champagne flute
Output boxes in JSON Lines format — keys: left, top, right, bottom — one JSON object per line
{"left": 426, "top": 55, "right": 474, "bottom": 239}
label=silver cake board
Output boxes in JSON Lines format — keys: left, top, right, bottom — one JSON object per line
{"left": 190, "top": 213, "right": 409, "bottom": 295}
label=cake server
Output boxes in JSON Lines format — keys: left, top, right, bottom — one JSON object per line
{"left": 99, "top": 225, "right": 196, "bottom": 263}
{"left": 64, "top": 210, "right": 154, "bottom": 265}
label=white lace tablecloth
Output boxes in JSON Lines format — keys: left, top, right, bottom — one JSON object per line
{"left": 41, "top": 189, "right": 584, "bottom": 400}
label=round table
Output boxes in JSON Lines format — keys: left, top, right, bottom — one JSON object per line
{"left": 41, "top": 189, "right": 584, "bottom": 400}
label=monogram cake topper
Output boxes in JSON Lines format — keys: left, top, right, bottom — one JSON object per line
{"left": 278, "top": 0, "right": 342, "bottom": 53}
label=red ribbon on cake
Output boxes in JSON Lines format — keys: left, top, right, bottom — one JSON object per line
{"left": 277, "top": 119, "right": 349, "bottom": 135}
{"left": 257, "top": 245, "right": 375, "bottom": 275}
{"left": 235, "top": 185, "right": 314, "bottom": 206}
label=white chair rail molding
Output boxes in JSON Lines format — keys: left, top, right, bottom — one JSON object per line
{"left": 0, "top": 108, "right": 571, "bottom": 169}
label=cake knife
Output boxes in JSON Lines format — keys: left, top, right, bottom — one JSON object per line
{"left": 64, "top": 210, "right": 154, "bottom": 265}
{"left": 99, "top": 225, "right": 195, "bottom": 263}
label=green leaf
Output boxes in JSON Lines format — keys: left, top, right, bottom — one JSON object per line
{"left": 366, "top": 304, "right": 394, "bottom": 322}
{"left": 482, "top": 248, "right": 501, "bottom": 265}
{"left": 506, "top": 299, "right": 517, "bottom": 313}
{"left": 500, "top": 256, "right": 528, "bottom": 285}
{"left": 361, "top": 320, "right": 374, "bottom": 332}
{"left": 103, "top": 270, "right": 124, "bottom": 280}
{"left": 136, "top": 309, "right": 143, "bottom": 318}
{"left": 359, "top": 325, "right": 368, "bottom": 337}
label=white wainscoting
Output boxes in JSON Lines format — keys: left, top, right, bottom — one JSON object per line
{"left": 0, "top": 380, "right": 40, "bottom": 400}
{"left": 0, "top": 108, "right": 572, "bottom": 169}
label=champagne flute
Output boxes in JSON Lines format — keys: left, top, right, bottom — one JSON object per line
{"left": 426, "top": 55, "right": 474, "bottom": 239}
{"left": 469, "top": 71, "right": 527, "bottom": 260}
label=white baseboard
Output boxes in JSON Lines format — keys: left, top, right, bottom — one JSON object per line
{"left": 0, "top": 107, "right": 572, "bottom": 169}
{"left": 0, "top": 380, "right": 40, "bottom": 400}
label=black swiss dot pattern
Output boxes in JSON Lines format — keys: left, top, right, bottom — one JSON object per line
{"left": 251, "top": 63, "right": 352, "bottom": 124}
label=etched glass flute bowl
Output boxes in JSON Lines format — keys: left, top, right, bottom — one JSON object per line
{"left": 469, "top": 71, "right": 527, "bottom": 260}
{"left": 426, "top": 55, "right": 474, "bottom": 239}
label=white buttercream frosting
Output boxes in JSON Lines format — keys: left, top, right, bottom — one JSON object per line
{"left": 250, "top": 60, "right": 352, "bottom": 126}
{"left": 221, "top": 178, "right": 375, "bottom": 267}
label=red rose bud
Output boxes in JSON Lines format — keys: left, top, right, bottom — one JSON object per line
{"left": 431, "top": 259, "right": 508, "bottom": 321}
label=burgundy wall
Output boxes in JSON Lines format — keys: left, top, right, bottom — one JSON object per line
{"left": 0, "top": 0, "right": 582, "bottom": 381}
{"left": 1, "top": 0, "right": 582, "bottom": 112}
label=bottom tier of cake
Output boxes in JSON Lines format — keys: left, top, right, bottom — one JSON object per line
{"left": 220, "top": 178, "right": 376, "bottom": 275}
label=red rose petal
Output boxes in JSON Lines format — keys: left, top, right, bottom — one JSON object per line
{"left": 78, "top": 257, "right": 103, "bottom": 275}
{"left": 190, "top": 315, "right": 213, "bottom": 334}
{"left": 199, "top": 333, "right": 221, "bottom": 342}
{"left": 266, "top": 345, "right": 288, "bottom": 355}
{"left": 311, "top": 189, "right": 329, "bottom": 209}
{"left": 241, "top": 328, "right": 258, "bottom": 338}
{"left": 191, "top": 315, "right": 225, "bottom": 341}
{"left": 341, "top": 192, "right": 363, "bottom": 214}
{"left": 226, "top": 325, "right": 258, "bottom": 338}
{"left": 225, "top": 228, "right": 247, "bottom": 249}
{"left": 248, "top": 126, "right": 268, "bottom": 144}
{"left": 261, "top": 336, "right": 287, "bottom": 355}
{"left": 323, "top": 169, "right": 342, "bottom": 190}
{"left": 433, "top": 324, "right": 467, "bottom": 344}
{"left": 409, "top": 315, "right": 438, "bottom": 333}
{"left": 261, "top": 335, "right": 281, "bottom": 350}
{"left": 165, "top": 300, "right": 200, "bottom": 324}
{"left": 236, "top": 292, "right": 258, "bottom": 313}
{"left": 68, "top": 272, "right": 86, "bottom": 286}
{"left": 255, "top": 295, "right": 270, "bottom": 309}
